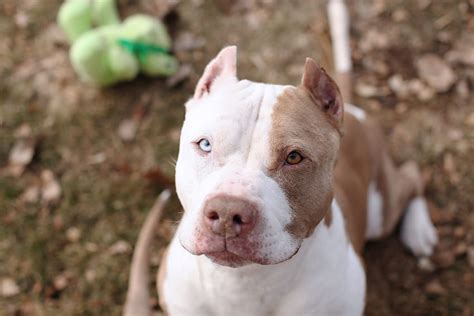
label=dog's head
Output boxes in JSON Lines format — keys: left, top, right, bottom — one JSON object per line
{"left": 175, "top": 46, "right": 344, "bottom": 267}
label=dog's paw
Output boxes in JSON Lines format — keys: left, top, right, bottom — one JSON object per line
{"left": 401, "top": 197, "right": 438, "bottom": 257}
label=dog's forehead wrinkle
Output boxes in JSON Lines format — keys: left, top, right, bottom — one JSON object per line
{"left": 245, "top": 82, "right": 290, "bottom": 168}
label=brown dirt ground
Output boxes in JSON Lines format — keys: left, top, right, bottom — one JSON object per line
{"left": 0, "top": 0, "right": 473, "bottom": 315}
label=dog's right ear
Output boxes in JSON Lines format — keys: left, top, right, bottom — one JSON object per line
{"left": 194, "top": 46, "right": 237, "bottom": 99}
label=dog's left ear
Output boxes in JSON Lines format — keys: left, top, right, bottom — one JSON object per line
{"left": 301, "top": 58, "right": 344, "bottom": 126}
{"left": 194, "top": 46, "right": 237, "bottom": 99}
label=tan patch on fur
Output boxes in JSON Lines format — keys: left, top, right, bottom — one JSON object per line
{"left": 333, "top": 113, "right": 373, "bottom": 253}
{"left": 157, "top": 247, "right": 169, "bottom": 314}
{"left": 268, "top": 83, "right": 381, "bottom": 251}
{"left": 268, "top": 86, "right": 341, "bottom": 239}
{"left": 335, "top": 112, "right": 424, "bottom": 252}
{"left": 267, "top": 58, "right": 423, "bottom": 254}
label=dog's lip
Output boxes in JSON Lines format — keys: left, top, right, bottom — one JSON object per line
{"left": 179, "top": 237, "right": 302, "bottom": 266}
{"left": 181, "top": 241, "right": 252, "bottom": 267}
{"left": 205, "top": 250, "right": 248, "bottom": 265}
{"left": 205, "top": 246, "right": 302, "bottom": 267}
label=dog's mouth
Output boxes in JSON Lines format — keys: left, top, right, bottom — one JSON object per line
{"left": 205, "top": 250, "right": 251, "bottom": 267}
{"left": 180, "top": 236, "right": 302, "bottom": 268}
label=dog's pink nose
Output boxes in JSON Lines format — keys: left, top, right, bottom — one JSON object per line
{"left": 203, "top": 194, "right": 257, "bottom": 238}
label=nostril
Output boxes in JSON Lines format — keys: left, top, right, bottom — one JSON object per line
{"left": 207, "top": 211, "right": 219, "bottom": 221}
{"left": 233, "top": 214, "right": 243, "bottom": 225}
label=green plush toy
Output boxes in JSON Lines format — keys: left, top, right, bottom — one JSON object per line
{"left": 58, "top": 0, "right": 120, "bottom": 43}
{"left": 58, "top": 1, "right": 179, "bottom": 86}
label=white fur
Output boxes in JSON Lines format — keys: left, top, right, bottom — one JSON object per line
{"left": 401, "top": 197, "right": 438, "bottom": 256}
{"left": 345, "top": 103, "right": 367, "bottom": 121}
{"left": 162, "top": 200, "right": 366, "bottom": 316}
{"left": 176, "top": 79, "right": 299, "bottom": 263}
{"left": 365, "top": 182, "right": 384, "bottom": 239}
{"left": 328, "top": 0, "right": 352, "bottom": 73}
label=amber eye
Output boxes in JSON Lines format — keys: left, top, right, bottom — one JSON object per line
{"left": 285, "top": 151, "right": 303, "bottom": 165}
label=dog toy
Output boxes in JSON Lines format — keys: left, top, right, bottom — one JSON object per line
{"left": 58, "top": 0, "right": 120, "bottom": 43}
{"left": 70, "top": 15, "right": 178, "bottom": 86}
{"left": 58, "top": 1, "right": 179, "bottom": 86}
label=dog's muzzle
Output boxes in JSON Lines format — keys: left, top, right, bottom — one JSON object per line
{"left": 188, "top": 193, "right": 265, "bottom": 266}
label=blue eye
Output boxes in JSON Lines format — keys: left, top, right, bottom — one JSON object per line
{"left": 198, "top": 138, "right": 212, "bottom": 152}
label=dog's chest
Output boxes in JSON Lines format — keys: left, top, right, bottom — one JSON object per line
{"left": 162, "top": 200, "right": 366, "bottom": 316}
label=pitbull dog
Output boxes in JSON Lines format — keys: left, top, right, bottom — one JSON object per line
{"left": 123, "top": 3, "right": 438, "bottom": 315}
{"left": 150, "top": 46, "right": 438, "bottom": 316}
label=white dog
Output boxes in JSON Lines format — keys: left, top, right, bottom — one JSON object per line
{"left": 124, "top": 1, "right": 438, "bottom": 315}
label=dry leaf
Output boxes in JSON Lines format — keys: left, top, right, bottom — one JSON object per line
{"left": 443, "top": 153, "right": 455, "bottom": 174}
{"left": 362, "top": 57, "right": 390, "bottom": 76}
{"left": 454, "top": 242, "right": 467, "bottom": 257}
{"left": 66, "top": 227, "right": 81, "bottom": 243}
{"left": 453, "top": 226, "right": 465, "bottom": 238}
{"left": 14, "top": 124, "right": 32, "bottom": 138}
{"left": 53, "top": 215, "right": 64, "bottom": 230}
{"left": 392, "top": 9, "right": 408, "bottom": 22}
{"left": 88, "top": 152, "right": 106, "bottom": 165}
{"left": 20, "top": 185, "right": 40, "bottom": 204}
{"left": 85, "top": 242, "right": 98, "bottom": 253}
{"left": 433, "top": 250, "right": 456, "bottom": 268}
{"left": 53, "top": 274, "right": 69, "bottom": 291}
{"left": 355, "top": 82, "right": 389, "bottom": 98}
{"left": 416, "top": 54, "right": 456, "bottom": 93}
{"left": 425, "top": 280, "right": 446, "bottom": 296}
{"left": 41, "top": 170, "right": 61, "bottom": 205}
{"left": 8, "top": 139, "right": 36, "bottom": 176}
{"left": 388, "top": 75, "right": 410, "bottom": 98}
{"left": 445, "top": 35, "right": 474, "bottom": 66}
{"left": 465, "top": 112, "right": 474, "bottom": 127}
{"left": 85, "top": 270, "right": 96, "bottom": 283}
{"left": 455, "top": 80, "right": 469, "bottom": 99}
{"left": 108, "top": 240, "right": 132, "bottom": 255}
{"left": 0, "top": 278, "right": 20, "bottom": 297}
{"left": 359, "top": 28, "right": 390, "bottom": 53}
{"left": 417, "top": 0, "right": 432, "bottom": 10}
{"left": 14, "top": 11, "right": 29, "bottom": 28}
{"left": 406, "top": 79, "right": 435, "bottom": 101}
{"left": 417, "top": 257, "right": 435, "bottom": 272}
{"left": 117, "top": 119, "right": 138, "bottom": 142}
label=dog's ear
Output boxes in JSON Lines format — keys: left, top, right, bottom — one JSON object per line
{"left": 194, "top": 46, "right": 237, "bottom": 99}
{"left": 301, "top": 58, "right": 344, "bottom": 125}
